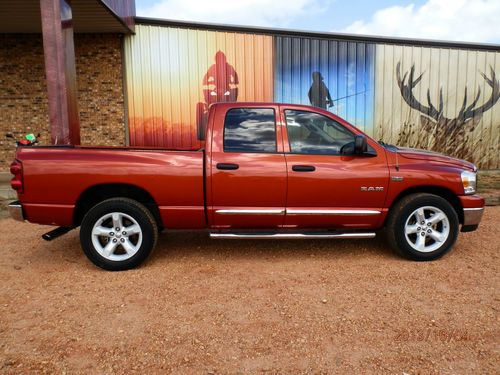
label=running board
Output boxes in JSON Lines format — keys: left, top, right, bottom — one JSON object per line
{"left": 209, "top": 232, "right": 376, "bottom": 239}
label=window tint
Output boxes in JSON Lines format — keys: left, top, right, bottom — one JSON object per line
{"left": 285, "top": 110, "right": 355, "bottom": 155}
{"left": 224, "top": 108, "right": 276, "bottom": 153}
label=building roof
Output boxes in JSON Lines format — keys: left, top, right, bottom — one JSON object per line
{"left": 0, "top": 0, "right": 134, "bottom": 34}
{"left": 136, "top": 17, "right": 500, "bottom": 52}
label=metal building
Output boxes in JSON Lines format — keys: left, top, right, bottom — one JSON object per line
{"left": 124, "top": 18, "right": 500, "bottom": 168}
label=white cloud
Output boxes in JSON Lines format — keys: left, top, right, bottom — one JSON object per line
{"left": 340, "top": 0, "right": 500, "bottom": 43}
{"left": 138, "top": 0, "right": 329, "bottom": 27}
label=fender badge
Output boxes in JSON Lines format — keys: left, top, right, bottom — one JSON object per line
{"left": 361, "top": 187, "right": 384, "bottom": 192}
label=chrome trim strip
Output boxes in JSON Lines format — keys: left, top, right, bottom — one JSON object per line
{"left": 463, "top": 207, "right": 484, "bottom": 226}
{"left": 215, "top": 209, "right": 381, "bottom": 216}
{"left": 210, "top": 232, "right": 376, "bottom": 239}
{"left": 286, "top": 209, "right": 381, "bottom": 216}
{"left": 8, "top": 201, "right": 24, "bottom": 222}
{"left": 215, "top": 209, "right": 285, "bottom": 215}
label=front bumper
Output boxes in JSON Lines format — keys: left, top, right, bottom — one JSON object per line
{"left": 8, "top": 201, "right": 24, "bottom": 222}
{"left": 462, "top": 207, "right": 484, "bottom": 226}
{"left": 459, "top": 195, "right": 485, "bottom": 232}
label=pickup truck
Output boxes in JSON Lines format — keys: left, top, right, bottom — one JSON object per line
{"left": 8, "top": 103, "right": 484, "bottom": 270}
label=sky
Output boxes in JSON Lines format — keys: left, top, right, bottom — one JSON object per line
{"left": 136, "top": 0, "right": 500, "bottom": 44}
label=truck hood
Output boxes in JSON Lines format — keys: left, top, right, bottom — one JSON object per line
{"left": 396, "top": 147, "right": 476, "bottom": 171}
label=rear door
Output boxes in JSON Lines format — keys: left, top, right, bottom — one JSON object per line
{"left": 207, "top": 104, "right": 286, "bottom": 229}
{"left": 281, "top": 107, "right": 389, "bottom": 229}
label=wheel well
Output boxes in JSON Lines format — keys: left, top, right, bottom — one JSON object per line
{"left": 73, "top": 184, "right": 163, "bottom": 228}
{"left": 388, "top": 186, "right": 464, "bottom": 224}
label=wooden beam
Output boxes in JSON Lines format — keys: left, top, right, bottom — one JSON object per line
{"left": 40, "top": 0, "right": 80, "bottom": 145}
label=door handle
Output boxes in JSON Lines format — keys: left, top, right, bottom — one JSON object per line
{"left": 292, "top": 165, "right": 316, "bottom": 172}
{"left": 216, "top": 163, "right": 239, "bottom": 170}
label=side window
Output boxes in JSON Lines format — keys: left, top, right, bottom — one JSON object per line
{"left": 224, "top": 108, "right": 277, "bottom": 153}
{"left": 285, "top": 110, "right": 355, "bottom": 155}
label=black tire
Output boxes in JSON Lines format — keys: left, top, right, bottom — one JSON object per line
{"left": 80, "top": 198, "right": 158, "bottom": 271}
{"left": 385, "top": 193, "right": 459, "bottom": 261}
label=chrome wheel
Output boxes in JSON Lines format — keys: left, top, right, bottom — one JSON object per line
{"left": 91, "top": 212, "right": 143, "bottom": 261}
{"left": 404, "top": 206, "right": 450, "bottom": 253}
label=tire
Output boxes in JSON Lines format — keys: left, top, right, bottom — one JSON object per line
{"left": 80, "top": 198, "right": 158, "bottom": 271}
{"left": 386, "top": 193, "right": 459, "bottom": 261}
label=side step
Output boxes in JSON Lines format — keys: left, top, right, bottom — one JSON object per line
{"left": 209, "top": 232, "right": 376, "bottom": 239}
{"left": 42, "top": 226, "right": 75, "bottom": 241}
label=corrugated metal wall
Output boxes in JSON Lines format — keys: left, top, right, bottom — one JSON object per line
{"left": 124, "top": 24, "right": 500, "bottom": 168}
{"left": 374, "top": 44, "right": 500, "bottom": 169}
{"left": 275, "top": 37, "right": 375, "bottom": 135}
{"left": 123, "top": 25, "right": 273, "bottom": 149}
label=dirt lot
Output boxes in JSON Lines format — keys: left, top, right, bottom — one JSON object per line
{"left": 0, "top": 208, "right": 498, "bottom": 374}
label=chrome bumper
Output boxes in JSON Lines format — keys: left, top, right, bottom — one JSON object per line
{"left": 463, "top": 207, "right": 484, "bottom": 226}
{"left": 8, "top": 201, "right": 24, "bottom": 222}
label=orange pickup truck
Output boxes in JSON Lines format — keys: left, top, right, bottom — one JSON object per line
{"left": 9, "top": 103, "right": 484, "bottom": 270}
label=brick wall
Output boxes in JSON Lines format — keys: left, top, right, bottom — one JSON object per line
{"left": 0, "top": 34, "right": 126, "bottom": 171}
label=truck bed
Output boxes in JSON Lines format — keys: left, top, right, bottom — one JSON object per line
{"left": 15, "top": 146, "right": 206, "bottom": 228}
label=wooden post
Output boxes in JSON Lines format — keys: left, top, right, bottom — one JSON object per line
{"left": 39, "top": 0, "right": 80, "bottom": 145}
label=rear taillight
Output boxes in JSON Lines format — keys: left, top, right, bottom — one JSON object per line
{"left": 10, "top": 159, "right": 23, "bottom": 193}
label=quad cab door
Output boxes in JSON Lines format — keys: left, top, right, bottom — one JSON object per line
{"left": 207, "top": 104, "right": 286, "bottom": 229}
{"left": 281, "top": 106, "right": 389, "bottom": 229}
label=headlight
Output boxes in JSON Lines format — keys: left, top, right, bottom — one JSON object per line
{"left": 461, "top": 170, "right": 476, "bottom": 195}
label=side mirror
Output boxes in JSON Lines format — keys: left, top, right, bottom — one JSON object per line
{"left": 354, "top": 135, "right": 368, "bottom": 154}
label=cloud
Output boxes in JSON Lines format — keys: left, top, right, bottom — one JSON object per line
{"left": 340, "top": 0, "right": 500, "bottom": 43}
{"left": 138, "top": 0, "right": 329, "bottom": 27}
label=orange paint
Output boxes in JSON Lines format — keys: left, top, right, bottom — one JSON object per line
{"left": 125, "top": 27, "right": 274, "bottom": 149}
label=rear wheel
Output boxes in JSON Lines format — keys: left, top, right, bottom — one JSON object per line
{"left": 80, "top": 198, "right": 158, "bottom": 271}
{"left": 386, "top": 193, "right": 459, "bottom": 260}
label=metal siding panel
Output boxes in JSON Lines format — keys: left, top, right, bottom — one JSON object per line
{"left": 430, "top": 47, "right": 442, "bottom": 151}
{"left": 356, "top": 43, "right": 365, "bottom": 132}
{"left": 124, "top": 25, "right": 499, "bottom": 168}
{"left": 124, "top": 25, "right": 274, "bottom": 149}
{"left": 272, "top": 36, "right": 376, "bottom": 132}
{"left": 374, "top": 44, "right": 500, "bottom": 168}
{"left": 485, "top": 51, "right": 498, "bottom": 169}
{"left": 494, "top": 52, "right": 500, "bottom": 169}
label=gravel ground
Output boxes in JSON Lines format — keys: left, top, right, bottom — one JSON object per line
{"left": 0, "top": 208, "right": 499, "bottom": 374}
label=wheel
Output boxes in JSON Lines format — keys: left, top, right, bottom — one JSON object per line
{"left": 80, "top": 198, "right": 158, "bottom": 271}
{"left": 386, "top": 193, "right": 459, "bottom": 261}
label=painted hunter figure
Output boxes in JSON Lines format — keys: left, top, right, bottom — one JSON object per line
{"left": 197, "top": 51, "right": 239, "bottom": 139}
{"left": 308, "top": 71, "right": 333, "bottom": 109}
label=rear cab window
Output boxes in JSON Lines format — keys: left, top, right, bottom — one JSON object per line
{"left": 223, "top": 108, "right": 277, "bottom": 153}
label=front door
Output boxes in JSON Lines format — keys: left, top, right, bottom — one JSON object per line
{"left": 281, "top": 107, "right": 389, "bottom": 229}
{"left": 209, "top": 105, "right": 286, "bottom": 229}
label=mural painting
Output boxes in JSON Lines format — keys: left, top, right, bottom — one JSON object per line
{"left": 373, "top": 44, "right": 499, "bottom": 169}
{"left": 124, "top": 26, "right": 273, "bottom": 149}
{"left": 274, "top": 37, "right": 376, "bottom": 135}
{"left": 308, "top": 72, "right": 334, "bottom": 109}
{"left": 196, "top": 51, "right": 239, "bottom": 140}
{"left": 124, "top": 25, "right": 500, "bottom": 168}
{"left": 396, "top": 63, "right": 499, "bottom": 162}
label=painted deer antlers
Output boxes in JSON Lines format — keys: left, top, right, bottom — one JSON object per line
{"left": 396, "top": 62, "right": 500, "bottom": 122}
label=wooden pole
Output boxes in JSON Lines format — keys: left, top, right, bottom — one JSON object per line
{"left": 39, "top": 0, "right": 80, "bottom": 145}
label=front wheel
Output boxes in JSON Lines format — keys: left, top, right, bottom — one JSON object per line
{"left": 386, "top": 193, "right": 459, "bottom": 261}
{"left": 80, "top": 198, "right": 158, "bottom": 271}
